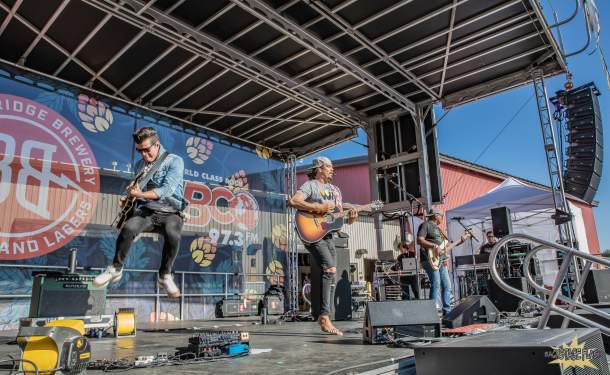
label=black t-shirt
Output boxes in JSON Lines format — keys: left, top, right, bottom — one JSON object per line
{"left": 479, "top": 242, "right": 495, "bottom": 254}
{"left": 417, "top": 220, "right": 443, "bottom": 262}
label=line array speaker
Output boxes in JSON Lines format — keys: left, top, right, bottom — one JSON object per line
{"left": 561, "top": 82, "right": 603, "bottom": 203}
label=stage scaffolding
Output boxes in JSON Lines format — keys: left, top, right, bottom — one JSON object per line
{"left": 0, "top": 0, "right": 569, "bottom": 316}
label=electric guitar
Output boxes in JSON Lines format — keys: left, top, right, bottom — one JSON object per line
{"left": 427, "top": 229, "right": 473, "bottom": 270}
{"left": 112, "top": 169, "right": 146, "bottom": 230}
{"left": 295, "top": 200, "right": 383, "bottom": 243}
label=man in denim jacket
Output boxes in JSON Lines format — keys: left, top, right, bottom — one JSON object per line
{"left": 94, "top": 127, "right": 186, "bottom": 298}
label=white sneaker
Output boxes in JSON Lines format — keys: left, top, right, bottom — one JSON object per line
{"left": 158, "top": 274, "right": 180, "bottom": 298}
{"left": 93, "top": 265, "right": 123, "bottom": 288}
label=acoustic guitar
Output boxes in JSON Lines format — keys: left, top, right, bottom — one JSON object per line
{"left": 295, "top": 200, "right": 383, "bottom": 243}
{"left": 427, "top": 229, "right": 473, "bottom": 270}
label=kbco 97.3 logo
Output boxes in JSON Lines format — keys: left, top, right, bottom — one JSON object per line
{"left": 184, "top": 181, "right": 259, "bottom": 231}
{"left": 0, "top": 95, "right": 100, "bottom": 259}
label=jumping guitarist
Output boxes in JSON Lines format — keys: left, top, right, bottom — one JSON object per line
{"left": 417, "top": 208, "right": 468, "bottom": 317}
{"left": 93, "top": 127, "right": 187, "bottom": 298}
{"left": 289, "top": 156, "right": 358, "bottom": 336}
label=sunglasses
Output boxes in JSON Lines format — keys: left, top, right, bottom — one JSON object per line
{"left": 136, "top": 142, "right": 158, "bottom": 154}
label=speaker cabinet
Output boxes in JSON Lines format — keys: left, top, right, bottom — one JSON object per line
{"left": 310, "top": 246, "right": 352, "bottom": 321}
{"left": 547, "top": 308, "right": 610, "bottom": 354}
{"left": 561, "top": 83, "right": 603, "bottom": 203}
{"left": 415, "top": 328, "right": 609, "bottom": 375}
{"left": 488, "top": 277, "right": 528, "bottom": 312}
{"left": 583, "top": 269, "right": 610, "bottom": 304}
{"left": 443, "top": 295, "right": 499, "bottom": 328}
{"left": 491, "top": 206, "right": 512, "bottom": 238}
{"left": 374, "top": 109, "right": 442, "bottom": 205}
{"left": 363, "top": 300, "right": 440, "bottom": 344}
{"left": 29, "top": 273, "right": 107, "bottom": 318}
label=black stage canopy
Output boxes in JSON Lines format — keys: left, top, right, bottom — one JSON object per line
{"left": 0, "top": 0, "right": 566, "bottom": 157}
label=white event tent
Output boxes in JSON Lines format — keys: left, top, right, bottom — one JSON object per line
{"left": 445, "top": 177, "right": 590, "bottom": 295}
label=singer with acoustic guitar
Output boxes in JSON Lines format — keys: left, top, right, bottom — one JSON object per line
{"left": 289, "top": 156, "right": 359, "bottom": 336}
{"left": 93, "top": 127, "right": 187, "bottom": 298}
{"left": 417, "top": 208, "right": 470, "bottom": 317}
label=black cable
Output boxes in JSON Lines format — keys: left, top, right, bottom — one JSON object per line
{"left": 0, "top": 356, "right": 40, "bottom": 375}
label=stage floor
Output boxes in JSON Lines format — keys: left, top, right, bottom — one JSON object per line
{"left": 1, "top": 317, "right": 608, "bottom": 374}
{"left": 0, "top": 317, "right": 416, "bottom": 374}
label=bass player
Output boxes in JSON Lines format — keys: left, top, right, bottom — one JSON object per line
{"left": 289, "top": 156, "right": 358, "bottom": 335}
{"left": 417, "top": 208, "right": 468, "bottom": 317}
{"left": 93, "top": 127, "right": 187, "bottom": 298}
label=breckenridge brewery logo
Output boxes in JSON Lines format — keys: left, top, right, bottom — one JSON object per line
{"left": 0, "top": 94, "right": 100, "bottom": 259}
{"left": 546, "top": 336, "right": 601, "bottom": 372}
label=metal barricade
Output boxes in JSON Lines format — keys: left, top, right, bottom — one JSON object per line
{"left": 489, "top": 233, "right": 610, "bottom": 336}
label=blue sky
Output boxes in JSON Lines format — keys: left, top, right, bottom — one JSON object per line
{"left": 303, "top": 1, "right": 610, "bottom": 251}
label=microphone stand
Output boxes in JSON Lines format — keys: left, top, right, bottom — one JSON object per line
{"left": 454, "top": 218, "right": 479, "bottom": 295}
{"left": 386, "top": 178, "right": 422, "bottom": 299}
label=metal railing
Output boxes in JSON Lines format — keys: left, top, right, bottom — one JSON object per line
{"left": 489, "top": 233, "right": 610, "bottom": 336}
{"left": 0, "top": 263, "right": 281, "bottom": 323}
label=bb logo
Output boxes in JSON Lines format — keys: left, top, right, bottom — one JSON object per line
{"left": 0, "top": 94, "right": 100, "bottom": 259}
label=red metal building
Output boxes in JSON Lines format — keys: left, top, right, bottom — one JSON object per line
{"left": 297, "top": 154, "right": 601, "bottom": 255}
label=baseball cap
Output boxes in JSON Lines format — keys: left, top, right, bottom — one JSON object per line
{"left": 309, "top": 156, "right": 332, "bottom": 170}
{"left": 425, "top": 207, "right": 443, "bottom": 217}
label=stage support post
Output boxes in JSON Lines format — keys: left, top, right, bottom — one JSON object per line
{"left": 286, "top": 154, "right": 299, "bottom": 316}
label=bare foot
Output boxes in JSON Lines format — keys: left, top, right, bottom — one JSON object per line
{"left": 319, "top": 316, "right": 343, "bottom": 336}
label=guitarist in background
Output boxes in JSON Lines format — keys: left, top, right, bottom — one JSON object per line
{"left": 289, "top": 156, "right": 358, "bottom": 335}
{"left": 417, "top": 208, "right": 467, "bottom": 317}
{"left": 93, "top": 127, "right": 186, "bottom": 298}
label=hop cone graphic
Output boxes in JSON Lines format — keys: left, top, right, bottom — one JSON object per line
{"left": 255, "top": 145, "right": 272, "bottom": 159}
{"left": 185, "top": 136, "right": 213, "bottom": 165}
{"left": 227, "top": 170, "right": 249, "bottom": 193}
{"left": 266, "top": 260, "right": 285, "bottom": 286}
{"left": 190, "top": 236, "right": 217, "bottom": 267}
{"left": 77, "top": 94, "right": 113, "bottom": 133}
{"left": 272, "top": 224, "right": 288, "bottom": 251}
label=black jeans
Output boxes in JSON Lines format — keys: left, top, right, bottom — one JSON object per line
{"left": 113, "top": 208, "right": 183, "bottom": 276}
{"left": 304, "top": 236, "right": 336, "bottom": 317}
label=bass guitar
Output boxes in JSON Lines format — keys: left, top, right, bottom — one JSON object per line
{"left": 428, "top": 229, "right": 473, "bottom": 270}
{"left": 295, "top": 200, "right": 383, "bottom": 243}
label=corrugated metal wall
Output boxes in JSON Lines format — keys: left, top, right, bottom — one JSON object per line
{"left": 340, "top": 216, "right": 401, "bottom": 279}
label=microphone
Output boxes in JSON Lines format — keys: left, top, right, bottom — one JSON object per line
{"left": 451, "top": 216, "right": 465, "bottom": 220}
{"left": 376, "top": 172, "right": 398, "bottom": 179}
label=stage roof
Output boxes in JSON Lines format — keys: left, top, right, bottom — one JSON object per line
{"left": 0, "top": 0, "right": 566, "bottom": 157}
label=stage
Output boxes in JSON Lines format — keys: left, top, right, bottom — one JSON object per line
{"left": 0, "top": 317, "right": 416, "bottom": 374}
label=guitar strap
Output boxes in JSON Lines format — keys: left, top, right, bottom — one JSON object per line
{"left": 137, "top": 151, "right": 169, "bottom": 190}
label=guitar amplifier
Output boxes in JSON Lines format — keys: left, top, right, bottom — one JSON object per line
{"left": 215, "top": 297, "right": 259, "bottom": 318}
{"left": 29, "top": 272, "right": 107, "bottom": 318}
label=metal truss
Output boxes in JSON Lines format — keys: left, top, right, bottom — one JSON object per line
{"left": 83, "top": 0, "right": 366, "bottom": 127}
{"left": 305, "top": 0, "right": 441, "bottom": 100}
{"left": 18, "top": 0, "right": 70, "bottom": 65}
{"left": 360, "top": 44, "right": 547, "bottom": 113}
{"left": 231, "top": 0, "right": 418, "bottom": 114}
{"left": 0, "top": 1, "right": 126, "bottom": 98}
{"left": 161, "top": 0, "right": 526, "bottom": 136}
{"left": 0, "top": 0, "right": 22, "bottom": 37}
{"left": 149, "top": 106, "right": 348, "bottom": 127}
